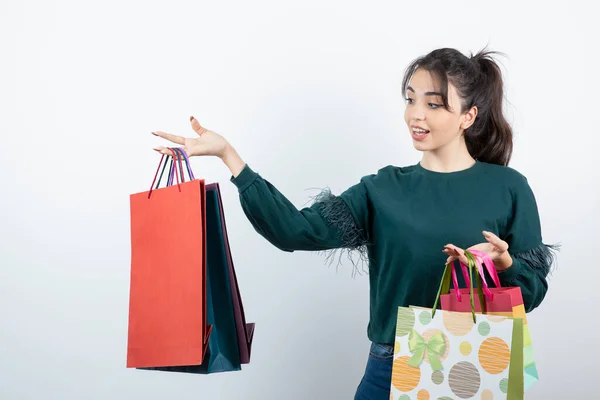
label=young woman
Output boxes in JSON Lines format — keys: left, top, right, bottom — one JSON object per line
{"left": 152, "top": 47, "right": 557, "bottom": 399}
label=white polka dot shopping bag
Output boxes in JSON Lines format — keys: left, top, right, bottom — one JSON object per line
{"left": 390, "top": 250, "right": 526, "bottom": 400}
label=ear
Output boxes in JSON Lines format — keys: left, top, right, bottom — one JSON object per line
{"left": 461, "top": 106, "right": 478, "bottom": 130}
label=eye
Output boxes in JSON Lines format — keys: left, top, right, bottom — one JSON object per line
{"left": 405, "top": 97, "right": 414, "bottom": 104}
{"left": 428, "top": 103, "right": 443, "bottom": 109}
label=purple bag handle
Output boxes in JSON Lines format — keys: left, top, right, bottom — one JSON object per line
{"left": 178, "top": 148, "right": 195, "bottom": 180}
{"left": 167, "top": 148, "right": 195, "bottom": 186}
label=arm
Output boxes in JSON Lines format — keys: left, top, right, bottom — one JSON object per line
{"left": 221, "top": 144, "right": 370, "bottom": 255}
{"left": 152, "top": 122, "right": 371, "bottom": 259}
{"left": 221, "top": 143, "right": 247, "bottom": 179}
{"left": 497, "top": 174, "right": 559, "bottom": 312}
{"left": 498, "top": 244, "right": 559, "bottom": 311}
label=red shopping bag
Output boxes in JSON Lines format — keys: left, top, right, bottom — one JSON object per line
{"left": 439, "top": 249, "right": 524, "bottom": 314}
{"left": 127, "top": 151, "right": 211, "bottom": 368}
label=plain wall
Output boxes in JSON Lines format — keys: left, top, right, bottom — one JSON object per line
{"left": 1, "top": 1, "right": 598, "bottom": 399}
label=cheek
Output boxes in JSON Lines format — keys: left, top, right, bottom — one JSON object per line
{"left": 430, "top": 115, "right": 461, "bottom": 136}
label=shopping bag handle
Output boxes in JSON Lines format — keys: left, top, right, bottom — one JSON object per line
{"left": 167, "top": 148, "right": 195, "bottom": 186}
{"left": 458, "top": 249, "right": 501, "bottom": 298}
{"left": 458, "top": 249, "right": 500, "bottom": 289}
{"left": 432, "top": 250, "right": 487, "bottom": 322}
{"left": 451, "top": 255, "right": 489, "bottom": 304}
{"left": 147, "top": 148, "right": 184, "bottom": 199}
{"left": 177, "top": 148, "right": 195, "bottom": 180}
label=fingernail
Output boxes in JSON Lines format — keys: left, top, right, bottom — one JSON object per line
{"left": 151, "top": 131, "right": 156, "bottom": 135}
{"left": 190, "top": 116, "right": 194, "bottom": 121}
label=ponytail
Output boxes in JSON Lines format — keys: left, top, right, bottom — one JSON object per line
{"left": 465, "top": 51, "right": 513, "bottom": 166}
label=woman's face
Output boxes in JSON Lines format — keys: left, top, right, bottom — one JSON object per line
{"left": 404, "top": 68, "right": 476, "bottom": 153}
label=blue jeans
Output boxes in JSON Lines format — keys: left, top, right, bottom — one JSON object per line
{"left": 354, "top": 342, "right": 394, "bottom": 400}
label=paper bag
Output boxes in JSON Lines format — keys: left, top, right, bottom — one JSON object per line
{"left": 127, "top": 150, "right": 211, "bottom": 368}
{"left": 391, "top": 307, "right": 524, "bottom": 399}
{"left": 390, "top": 250, "right": 525, "bottom": 399}
{"left": 440, "top": 250, "right": 539, "bottom": 390}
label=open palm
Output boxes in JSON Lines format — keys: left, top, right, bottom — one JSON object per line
{"left": 152, "top": 116, "right": 229, "bottom": 158}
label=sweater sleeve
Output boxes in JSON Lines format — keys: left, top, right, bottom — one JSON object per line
{"left": 497, "top": 173, "right": 559, "bottom": 312}
{"left": 230, "top": 164, "right": 370, "bottom": 258}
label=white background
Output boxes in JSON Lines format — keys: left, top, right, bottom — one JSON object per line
{"left": 1, "top": 1, "right": 598, "bottom": 399}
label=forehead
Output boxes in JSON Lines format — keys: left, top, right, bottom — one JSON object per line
{"left": 406, "top": 68, "right": 462, "bottom": 103}
{"left": 406, "top": 69, "right": 441, "bottom": 94}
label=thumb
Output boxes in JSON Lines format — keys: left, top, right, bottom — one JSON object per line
{"left": 483, "top": 231, "right": 509, "bottom": 252}
{"left": 190, "top": 116, "right": 208, "bottom": 136}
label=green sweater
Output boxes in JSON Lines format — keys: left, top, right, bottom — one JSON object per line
{"left": 230, "top": 160, "right": 556, "bottom": 344}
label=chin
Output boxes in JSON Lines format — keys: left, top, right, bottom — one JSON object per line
{"left": 411, "top": 140, "right": 431, "bottom": 152}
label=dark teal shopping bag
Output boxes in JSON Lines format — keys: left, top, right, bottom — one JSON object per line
{"left": 201, "top": 185, "right": 243, "bottom": 373}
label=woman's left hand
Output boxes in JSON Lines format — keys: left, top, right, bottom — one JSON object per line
{"left": 443, "top": 231, "right": 513, "bottom": 271}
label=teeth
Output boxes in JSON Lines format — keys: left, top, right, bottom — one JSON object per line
{"left": 413, "top": 128, "right": 428, "bottom": 134}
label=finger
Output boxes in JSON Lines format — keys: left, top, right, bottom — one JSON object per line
{"left": 155, "top": 147, "right": 185, "bottom": 159}
{"left": 190, "top": 116, "right": 208, "bottom": 136}
{"left": 457, "top": 251, "right": 469, "bottom": 265}
{"left": 443, "top": 249, "right": 455, "bottom": 258}
{"left": 444, "top": 244, "right": 462, "bottom": 253}
{"left": 443, "top": 245, "right": 458, "bottom": 256}
{"left": 153, "top": 146, "right": 178, "bottom": 157}
{"left": 446, "top": 256, "right": 457, "bottom": 264}
{"left": 482, "top": 231, "right": 509, "bottom": 252}
{"left": 444, "top": 246, "right": 468, "bottom": 265}
{"left": 152, "top": 131, "right": 186, "bottom": 145}
{"left": 447, "top": 244, "right": 469, "bottom": 264}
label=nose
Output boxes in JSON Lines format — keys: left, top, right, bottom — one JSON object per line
{"left": 409, "top": 109, "right": 425, "bottom": 121}
{"left": 413, "top": 111, "right": 425, "bottom": 121}
{"left": 406, "top": 103, "right": 425, "bottom": 121}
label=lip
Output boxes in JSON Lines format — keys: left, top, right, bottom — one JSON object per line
{"left": 410, "top": 125, "right": 430, "bottom": 141}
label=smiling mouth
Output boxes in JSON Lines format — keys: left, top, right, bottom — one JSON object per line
{"left": 412, "top": 127, "right": 430, "bottom": 136}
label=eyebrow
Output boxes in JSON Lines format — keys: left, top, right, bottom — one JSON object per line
{"left": 406, "top": 86, "right": 442, "bottom": 96}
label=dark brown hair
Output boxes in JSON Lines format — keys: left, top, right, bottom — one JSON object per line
{"left": 402, "top": 47, "right": 513, "bottom": 166}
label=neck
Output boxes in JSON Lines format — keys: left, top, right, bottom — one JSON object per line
{"left": 420, "top": 136, "right": 476, "bottom": 173}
